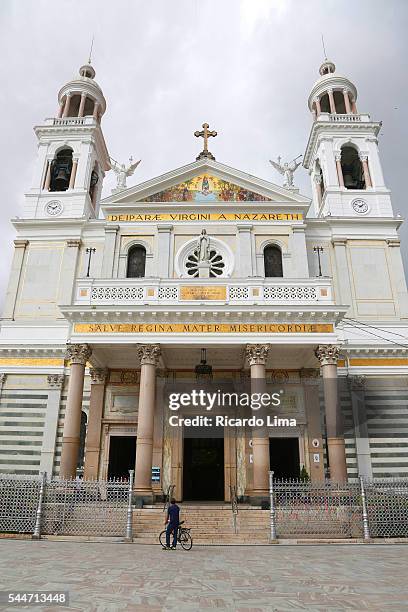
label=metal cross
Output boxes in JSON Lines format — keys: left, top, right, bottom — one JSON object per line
{"left": 194, "top": 123, "right": 217, "bottom": 160}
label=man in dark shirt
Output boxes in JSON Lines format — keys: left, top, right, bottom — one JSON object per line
{"left": 164, "top": 498, "right": 180, "bottom": 550}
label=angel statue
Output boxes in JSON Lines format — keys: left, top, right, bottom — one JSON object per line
{"left": 269, "top": 155, "right": 302, "bottom": 189}
{"left": 110, "top": 156, "right": 141, "bottom": 191}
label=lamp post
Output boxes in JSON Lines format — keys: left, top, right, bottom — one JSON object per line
{"left": 86, "top": 247, "right": 96, "bottom": 278}
{"left": 313, "top": 246, "right": 324, "bottom": 277}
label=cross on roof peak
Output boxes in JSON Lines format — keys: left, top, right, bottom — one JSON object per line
{"left": 194, "top": 122, "right": 217, "bottom": 161}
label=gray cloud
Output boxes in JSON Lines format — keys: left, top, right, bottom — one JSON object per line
{"left": 0, "top": 0, "right": 407, "bottom": 309}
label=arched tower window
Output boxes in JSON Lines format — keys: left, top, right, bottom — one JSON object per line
{"left": 50, "top": 147, "right": 73, "bottom": 192}
{"left": 264, "top": 245, "right": 283, "bottom": 278}
{"left": 341, "top": 145, "right": 365, "bottom": 190}
{"left": 319, "top": 93, "right": 330, "bottom": 113}
{"left": 127, "top": 245, "right": 146, "bottom": 278}
{"left": 333, "top": 91, "right": 346, "bottom": 114}
{"left": 89, "top": 163, "right": 99, "bottom": 204}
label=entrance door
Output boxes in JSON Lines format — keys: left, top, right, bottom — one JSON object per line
{"left": 108, "top": 436, "right": 136, "bottom": 479}
{"left": 183, "top": 437, "right": 224, "bottom": 501}
{"left": 269, "top": 437, "right": 300, "bottom": 479}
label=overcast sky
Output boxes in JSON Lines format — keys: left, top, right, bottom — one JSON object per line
{"left": 0, "top": 0, "right": 407, "bottom": 309}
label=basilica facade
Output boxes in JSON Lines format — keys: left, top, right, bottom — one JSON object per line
{"left": 1, "top": 59, "right": 407, "bottom": 502}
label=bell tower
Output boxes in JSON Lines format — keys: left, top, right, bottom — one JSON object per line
{"left": 303, "top": 60, "right": 392, "bottom": 218}
{"left": 23, "top": 63, "right": 110, "bottom": 220}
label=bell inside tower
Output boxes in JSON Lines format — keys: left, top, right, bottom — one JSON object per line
{"left": 340, "top": 146, "right": 365, "bottom": 190}
{"left": 50, "top": 148, "right": 73, "bottom": 192}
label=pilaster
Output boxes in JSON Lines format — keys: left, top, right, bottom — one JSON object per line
{"left": 40, "top": 374, "right": 64, "bottom": 477}
{"left": 2, "top": 240, "right": 29, "bottom": 319}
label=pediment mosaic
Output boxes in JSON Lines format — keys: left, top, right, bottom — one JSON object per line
{"left": 141, "top": 174, "right": 272, "bottom": 203}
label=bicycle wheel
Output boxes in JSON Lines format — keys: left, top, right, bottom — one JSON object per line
{"left": 179, "top": 530, "right": 193, "bottom": 550}
{"left": 159, "top": 530, "right": 167, "bottom": 547}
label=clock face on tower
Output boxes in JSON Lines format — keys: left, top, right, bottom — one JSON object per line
{"left": 45, "top": 200, "right": 63, "bottom": 216}
{"left": 351, "top": 199, "right": 369, "bottom": 214}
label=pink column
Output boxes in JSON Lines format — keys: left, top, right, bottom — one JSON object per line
{"left": 57, "top": 101, "right": 64, "bottom": 118}
{"left": 351, "top": 98, "right": 357, "bottom": 114}
{"left": 68, "top": 159, "right": 78, "bottom": 189}
{"left": 335, "top": 155, "right": 345, "bottom": 187}
{"left": 60, "top": 344, "right": 92, "bottom": 479}
{"left": 78, "top": 93, "right": 87, "bottom": 117}
{"left": 315, "top": 97, "right": 321, "bottom": 116}
{"left": 343, "top": 89, "right": 351, "bottom": 114}
{"left": 62, "top": 93, "right": 72, "bottom": 118}
{"left": 93, "top": 101, "right": 100, "bottom": 120}
{"left": 44, "top": 160, "right": 52, "bottom": 191}
{"left": 134, "top": 344, "right": 161, "bottom": 502}
{"left": 361, "top": 156, "right": 372, "bottom": 187}
{"left": 328, "top": 89, "right": 336, "bottom": 114}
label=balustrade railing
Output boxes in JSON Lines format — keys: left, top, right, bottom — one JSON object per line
{"left": 74, "top": 278, "right": 334, "bottom": 306}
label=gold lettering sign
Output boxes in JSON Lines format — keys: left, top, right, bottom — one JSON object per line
{"left": 106, "top": 212, "right": 303, "bottom": 223}
{"left": 180, "top": 286, "right": 227, "bottom": 300}
{"left": 74, "top": 323, "right": 333, "bottom": 334}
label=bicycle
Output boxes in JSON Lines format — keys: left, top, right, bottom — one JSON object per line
{"left": 159, "top": 521, "right": 193, "bottom": 550}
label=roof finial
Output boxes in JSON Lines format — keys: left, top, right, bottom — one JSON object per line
{"left": 88, "top": 35, "right": 94, "bottom": 64}
{"left": 321, "top": 34, "right": 328, "bottom": 61}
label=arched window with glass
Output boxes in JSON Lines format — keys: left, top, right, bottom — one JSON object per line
{"left": 264, "top": 245, "right": 283, "bottom": 278}
{"left": 126, "top": 245, "right": 146, "bottom": 278}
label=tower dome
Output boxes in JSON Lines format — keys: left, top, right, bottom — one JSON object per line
{"left": 308, "top": 60, "right": 358, "bottom": 117}
{"left": 56, "top": 63, "right": 107, "bottom": 122}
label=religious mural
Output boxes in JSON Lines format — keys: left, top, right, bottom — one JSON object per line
{"left": 142, "top": 175, "right": 272, "bottom": 202}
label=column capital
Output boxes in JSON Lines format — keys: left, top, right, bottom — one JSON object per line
{"left": 157, "top": 224, "right": 173, "bottom": 232}
{"left": 0, "top": 373, "right": 6, "bottom": 386}
{"left": 359, "top": 153, "right": 368, "bottom": 162}
{"left": 387, "top": 239, "right": 401, "bottom": 248}
{"left": 342, "top": 87, "right": 350, "bottom": 94}
{"left": 47, "top": 374, "right": 64, "bottom": 389}
{"left": 245, "top": 344, "right": 269, "bottom": 366}
{"left": 66, "top": 343, "right": 92, "bottom": 365}
{"left": 315, "top": 344, "right": 339, "bottom": 366}
{"left": 89, "top": 368, "right": 108, "bottom": 384}
{"left": 105, "top": 224, "right": 120, "bottom": 234}
{"left": 66, "top": 239, "right": 82, "bottom": 248}
{"left": 14, "top": 239, "right": 29, "bottom": 249}
{"left": 334, "top": 152, "right": 342, "bottom": 162}
{"left": 137, "top": 344, "right": 161, "bottom": 366}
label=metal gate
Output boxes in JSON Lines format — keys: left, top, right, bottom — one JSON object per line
{"left": 0, "top": 474, "right": 42, "bottom": 534}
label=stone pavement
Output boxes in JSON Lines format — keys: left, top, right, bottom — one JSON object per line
{"left": 0, "top": 540, "right": 407, "bottom": 611}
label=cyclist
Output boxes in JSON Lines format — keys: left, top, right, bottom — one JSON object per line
{"left": 163, "top": 498, "right": 180, "bottom": 550}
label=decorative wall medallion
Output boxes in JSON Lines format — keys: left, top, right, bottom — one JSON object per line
{"left": 45, "top": 200, "right": 63, "bottom": 216}
{"left": 351, "top": 199, "right": 369, "bottom": 214}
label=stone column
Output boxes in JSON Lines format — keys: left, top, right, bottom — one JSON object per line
{"left": 134, "top": 344, "right": 161, "bottom": 502}
{"left": 328, "top": 88, "right": 336, "bottom": 114}
{"left": 62, "top": 92, "right": 72, "bottom": 118}
{"left": 2, "top": 240, "right": 29, "bottom": 320}
{"left": 83, "top": 368, "right": 108, "bottom": 480}
{"left": 314, "top": 97, "right": 321, "bottom": 116}
{"left": 343, "top": 89, "right": 352, "bottom": 114}
{"left": 157, "top": 225, "right": 173, "bottom": 277}
{"left": 315, "top": 345, "right": 347, "bottom": 482}
{"left": 360, "top": 155, "right": 372, "bottom": 188}
{"left": 349, "top": 375, "right": 373, "bottom": 479}
{"left": 332, "top": 238, "right": 353, "bottom": 313}
{"left": 314, "top": 174, "right": 323, "bottom": 206}
{"left": 245, "top": 344, "right": 270, "bottom": 502}
{"left": 57, "top": 101, "right": 64, "bottom": 118}
{"left": 68, "top": 158, "right": 78, "bottom": 189}
{"left": 386, "top": 239, "right": 408, "bottom": 318}
{"left": 101, "top": 225, "right": 119, "bottom": 278}
{"left": 237, "top": 224, "right": 253, "bottom": 277}
{"left": 335, "top": 154, "right": 345, "bottom": 187}
{"left": 351, "top": 98, "right": 358, "bottom": 113}
{"left": 40, "top": 374, "right": 64, "bottom": 477}
{"left": 93, "top": 101, "right": 100, "bottom": 120}
{"left": 59, "top": 344, "right": 92, "bottom": 478}
{"left": 57, "top": 239, "right": 82, "bottom": 308}
{"left": 78, "top": 93, "right": 87, "bottom": 118}
{"left": 43, "top": 160, "right": 52, "bottom": 190}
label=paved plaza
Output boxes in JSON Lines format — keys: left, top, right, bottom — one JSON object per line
{"left": 0, "top": 540, "right": 407, "bottom": 610}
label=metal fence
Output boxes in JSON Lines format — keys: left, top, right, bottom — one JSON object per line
{"left": 269, "top": 475, "right": 408, "bottom": 540}
{"left": 0, "top": 473, "right": 133, "bottom": 540}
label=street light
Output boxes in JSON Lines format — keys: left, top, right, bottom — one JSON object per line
{"left": 313, "top": 246, "right": 324, "bottom": 277}
{"left": 85, "top": 247, "right": 96, "bottom": 278}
